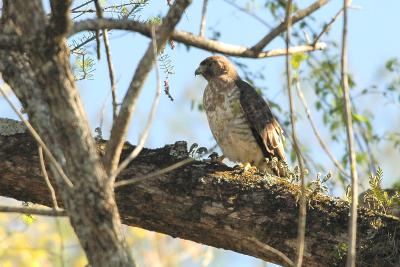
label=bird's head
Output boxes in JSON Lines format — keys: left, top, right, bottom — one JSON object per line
{"left": 195, "top": 55, "right": 238, "bottom": 81}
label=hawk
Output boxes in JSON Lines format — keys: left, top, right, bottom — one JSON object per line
{"left": 195, "top": 55, "right": 286, "bottom": 175}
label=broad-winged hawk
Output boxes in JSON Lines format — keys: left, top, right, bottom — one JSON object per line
{"left": 195, "top": 55, "right": 285, "bottom": 175}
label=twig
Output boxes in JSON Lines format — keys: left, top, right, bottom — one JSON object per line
{"left": 294, "top": 79, "right": 350, "bottom": 178}
{"left": 0, "top": 83, "right": 73, "bottom": 188}
{"left": 247, "top": 237, "right": 294, "bottom": 267}
{"left": 102, "top": 0, "right": 192, "bottom": 175}
{"left": 71, "top": 0, "right": 93, "bottom": 12}
{"left": 94, "top": 0, "right": 118, "bottom": 121}
{"left": 199, "top": 0, "right": 208, "bottom": 37}
{"left": 341, "top": 0, "right": 358, "bottom": 266}
{"left": 0, "top": 206, "right": 67, "bottom": 216}
{"left": 71, "top": 18, "right": 327, "bottom": 58}
{"left": 221, "top": 0, "right": 272, "bottom": 28}
{"left": 110, "top": 26, "right": 162, "bottom": 182}
{"left": 313, "top": 8, "right": 343, "bottom": 45}
{"left": 114, "top": 157, "right": 194, "bottom": 188}
{"left": 38, "top": 146, "right": 65, "bottom": 267}
{"left": 251, "top": 0, "right": 330, "bottom": 52}
{"left": 284, "top": 1, "right": 306, "bottom": 266}
{"left": 38, "top": 146, "right": 59, "bottom": 209}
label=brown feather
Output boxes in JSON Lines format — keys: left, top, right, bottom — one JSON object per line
{"left": 236, "top": 79, "right": 286, "bottom": 161}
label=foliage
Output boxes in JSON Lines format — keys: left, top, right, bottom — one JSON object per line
{"left": 362, "top": 167, "right": 400, "bottom": 215}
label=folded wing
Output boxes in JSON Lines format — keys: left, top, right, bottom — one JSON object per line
{"left": 236, "top": 79, "right": 286, "bottom": 161}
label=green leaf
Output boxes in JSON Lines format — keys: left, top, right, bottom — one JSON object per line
{"left": 352, "top": 113, "right": 369, "bottom": 123}
{"left": 21, "top": 214, "right": 36, "bottom": 225}
{"left": 291, "top": 53, "right": 308, "bottom": 70}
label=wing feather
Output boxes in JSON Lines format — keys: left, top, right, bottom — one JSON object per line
{"left": 236, "top": 79, "right": 286, "bottom": 161}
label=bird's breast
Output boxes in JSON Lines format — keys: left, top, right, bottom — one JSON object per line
{"left": 203, "top": 84, "right": 264, "bottom": 164}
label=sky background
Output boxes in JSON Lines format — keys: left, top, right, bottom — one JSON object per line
{"left": 1, "top": 0, "right": 400, "bottom": 266}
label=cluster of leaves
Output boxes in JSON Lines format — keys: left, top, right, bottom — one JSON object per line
{"left": 362, "top": 167, "right": 400, "bottom": 215}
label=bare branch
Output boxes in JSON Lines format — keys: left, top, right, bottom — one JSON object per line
{"left": 341, "top": 0, "right": 359, "bottom": 266}
{"left": 39, "top": 146, "right": 65, "bottom": 266}
{"left": 221, "top": 0, "right": 272, "bottom": 28}
{"left": 71, "top": 18, "right": 327, "bottom": 58}
{"left": 294, "top": 79, "right": 350, "bottom": 178}
{"left": 284, "top": 1, "right": 306, "bottom": 266}
{"left": 94, "top": 0, "right": 118, "bottom": 121}
{"left": 246, "top": 236, "right": 294, "bottom": 267}
{"left": 102, "top": 0, "right": 192, "bottom": 176}
{"left": 313, "top": 8, "right": 343, "bottom": 45}
{"left": 0, "top": 83, "right": 73, "bottom": 188}
{"left": 199, "top": 0, "right": 209, "bottom": 37}
{"left": 71, "top": 0, "right": 93, "bottom": 12}
{"left": 251, "top": 0, "right": 330, "bottom": 52}
{"left": 111, "top": 26, "right": 162, "bottom": 181}
{"left": 114, "top": 157, "right": 194, "bottom": 188}
{"left": 38, "top": 146, "right": 59, "bottom": 209}
{"left": 0, "top": 205, "right": 67, "bottom": 216}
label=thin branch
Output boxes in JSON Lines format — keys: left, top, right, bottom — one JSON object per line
{"left": 0, "top": 83, "right": 73, "bottom": 188}
{"left": 199, "top": 0, "right": 208, "bottom": 37}
{"left": 0, "top": 206, "right": 67, "bottom": 216}
{"left": 102, "top": 0, "right": 192, "bottom": 176}
{"left": 110, "top": 26, "right": 162, "bottom": 182}
{"left": 247, "top": 237, "right": 294, "bottom": 267}
{"left": 38, "top": 146, "right": 65, "bottom": 267}
{"left": 114, "top": 157, "right": 194, "bottom": 188}
{"left": 284, "top": 1, "right": 306, "bottom": 266}
{"left": 294, "top": 79, "right": 350, "bottom": 178}
{"left": 341, "top": 0, "right": 358, "bottom": 266}
{"left": 251, "top": 0, "right": 330, "bottom": 52}
{"left": 71, "top": 0, "right": 93, "bottom": 12}
{"left": 94, "top": 0, "right": 118, "bottom": 121}
{"left": 71, "top": 18, "right": 327, "bottom": 58}
{"left": 313, "top": 8, "right": 343, "bottom": 45}
{"left": 221, "top": 0, "right": 272, "bottom": 28}
{"left": 38, "top": 146, "right": 59, "bottom": 209}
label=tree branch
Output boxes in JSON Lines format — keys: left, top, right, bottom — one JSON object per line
{"left": 102, "top": 0, "right": 192, "bottom": 176}
{"left": 0, "top": 205, "right": 67, "bottom": 216}
{"left": 1, "top": 127, "right": 399, "bottom": 267}
{"left": 48, "top": 0, "right": 73, "bottom": 41}
{"left": 71, "top": 18, "right": 327, "bottom": 58}
{"left": 341, "top": 0, "right": 359, "bottom": 266}
{"left": 251, "top": 0, "right": 330, "bottom": 52}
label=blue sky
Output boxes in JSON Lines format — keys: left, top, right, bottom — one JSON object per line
{"left": 1, "top": 0, "right": 400, "bottom": 266}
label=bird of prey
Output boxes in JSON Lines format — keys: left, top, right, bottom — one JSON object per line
{"left": 195, "top": 55, "right": 286, "bottom": 175}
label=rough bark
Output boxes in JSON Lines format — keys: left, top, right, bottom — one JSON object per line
{"left": 0, "top": 1, "right": 134, "bottom": 266}
{"left": 1, "top": 123, "right": 399, "bottom": 267}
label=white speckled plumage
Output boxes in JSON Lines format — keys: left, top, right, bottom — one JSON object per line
{"left": 203, "top": 82, "right": 266, "bottom": 167}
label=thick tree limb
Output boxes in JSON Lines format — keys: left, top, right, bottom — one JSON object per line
{"left": 71, "top": 18, "right": 327, "bottom": 58}
{"left": 1, "top": 126, "right": 399, "bottom": 267}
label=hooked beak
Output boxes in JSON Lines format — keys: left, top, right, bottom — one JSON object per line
{"left": 195, "top": 66, "right": 203, "bottom": 76}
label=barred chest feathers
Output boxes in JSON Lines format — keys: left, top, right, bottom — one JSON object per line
{"left": 203, "top": 81, "right": 266, "bottom": 166}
